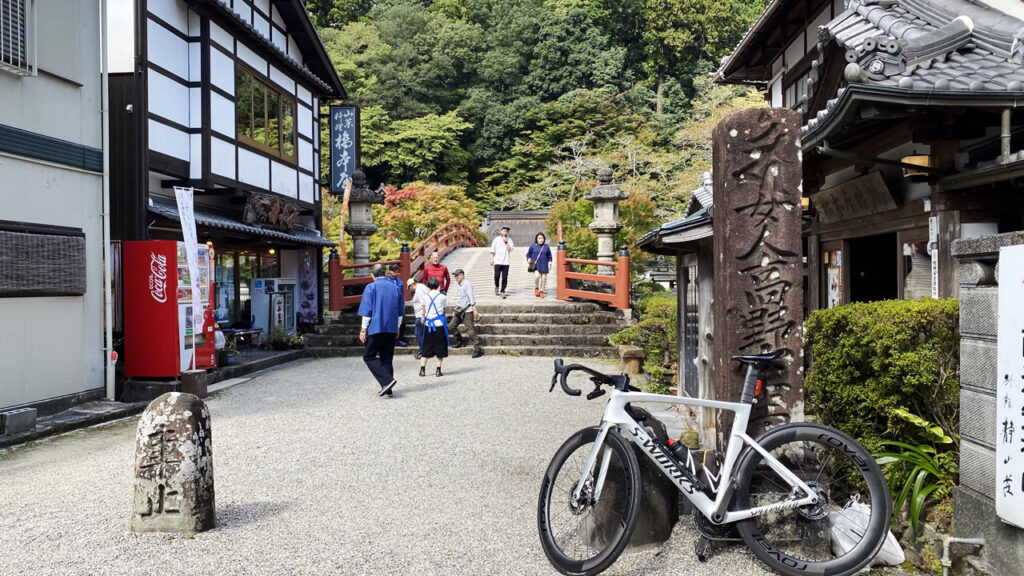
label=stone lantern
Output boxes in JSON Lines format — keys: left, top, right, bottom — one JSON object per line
{"left": 585, "top": 167, "right": 628, "bottom": 275}
{"left": 345, "top": 171, "right": 384, "bottom": 277}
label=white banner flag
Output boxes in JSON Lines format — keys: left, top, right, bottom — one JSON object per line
{"left": 174, "top": 186, "right": 204, "bottom": 369}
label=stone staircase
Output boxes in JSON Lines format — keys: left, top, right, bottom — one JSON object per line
{"left": 305, "top": 301, "right": 629, "bottom": 358}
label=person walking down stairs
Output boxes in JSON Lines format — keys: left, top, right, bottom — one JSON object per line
{"left": 525, "top": 232, "right": 554, "bottom": 299}
{"left": 489, "top": 226, "right": 514, "bottom": 298}
{"left": 449, "top": 268, "right": 483, "bottom": 358}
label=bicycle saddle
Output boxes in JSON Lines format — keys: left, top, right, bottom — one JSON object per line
{"left": 731, "top": 350, "right": 785, "bottom": 364}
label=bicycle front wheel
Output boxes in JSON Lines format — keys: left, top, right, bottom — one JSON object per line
{"left": 537, "top": 426, "right": 641, "bottom": 576}
{"left": 734, "top": 423, "right": 892, "bottom": 576}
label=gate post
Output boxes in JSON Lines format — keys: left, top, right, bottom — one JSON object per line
{"left": 328, "top": 247, "right": 343, "bottom": 311}
{"left": 614, "top": 245, "right": 630, "bottom": 310}
{"left": 556, "top": 240, "right": 568, "bottom": 301}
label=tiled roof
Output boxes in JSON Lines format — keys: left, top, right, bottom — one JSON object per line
{"left": 638, "top": 173, "right": 714, "bottom": 250}
{"left": 149, "top": 194, "right": 335, "bottom": 247}
{"left": 805, "top": 0, "right": 1024, "bottom": 135}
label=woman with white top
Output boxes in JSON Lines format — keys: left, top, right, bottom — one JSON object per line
{"left": 419, "top": 276, "right": 448, "bottom": 377}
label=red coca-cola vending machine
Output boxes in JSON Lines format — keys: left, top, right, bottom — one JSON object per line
{"left": 124, "top": 240, "right": 216, "bottom": 378}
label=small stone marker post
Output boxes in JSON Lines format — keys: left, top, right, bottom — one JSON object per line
{"left": 711, "top": 107, "right": 804, "bottom": 446}
{"left": 131, "top": 392, "right": 215, "bottom": 534}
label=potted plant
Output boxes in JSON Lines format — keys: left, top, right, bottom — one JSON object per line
{"left": 289, "top": 334, "right": 305, "bottom": 349}
{"left": 269, "top": 328, "right": 290, "bottom": 351}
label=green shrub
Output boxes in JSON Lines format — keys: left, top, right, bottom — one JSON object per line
{"left": 610, "top": 295, "right": 677, "bottom": 392}
{"left": 803, "top": 299, "right": 960, "bottom": 453}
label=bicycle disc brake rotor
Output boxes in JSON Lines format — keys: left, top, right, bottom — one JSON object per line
{"left": 568, "top": 477, "right": 595, "bottom": 515}
{"left": 795, "top": 483, "right": 830, "bottom": 521}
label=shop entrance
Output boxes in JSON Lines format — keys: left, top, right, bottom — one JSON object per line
{"left": 849, "top": 232, "right": 898, "bottom": 302}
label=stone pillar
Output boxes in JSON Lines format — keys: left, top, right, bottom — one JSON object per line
{"left": 952, "top": 231, "right": 1024, "bottom": 576}
{"left": 345, "top": 171, "right": 384, "bottom": 277}
{"left": 131, "top": 392, "right": 215, "bottom": 534}
{"left": 710, "top": 108, "right": 804, "bottom": 446}
{"left": 585, "top": 168, "right": 628, "bottom": 275}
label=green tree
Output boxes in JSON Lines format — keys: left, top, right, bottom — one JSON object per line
{"left": 305, "top": 0, "right": 375, "bottom": 28}
{"left": 361, "top": 107, "right": 474, "bottom": 185}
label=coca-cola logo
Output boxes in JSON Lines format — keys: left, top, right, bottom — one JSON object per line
{"left": 149, "top": 252, "right": 168, "bottom": 303}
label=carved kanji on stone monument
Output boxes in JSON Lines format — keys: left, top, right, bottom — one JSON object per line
{"left": 711, "top": 108, "right": 804, "bottom": 445}
{"left": 131, "top": 392, "right": 215, "bottom": 534}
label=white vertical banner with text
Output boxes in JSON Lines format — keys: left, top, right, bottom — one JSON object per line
{"left": 997, "top": 243, "right": 1024, "bottom": 528}
{"left": 174, "top": 186, "right": 204, "bottom": 369}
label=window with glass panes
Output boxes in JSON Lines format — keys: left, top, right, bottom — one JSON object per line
{"left": 236, "top": 67, "right": 296, "bottom": 161}
{"left": 784, "top": 71, "right": 810, "bottom": 110}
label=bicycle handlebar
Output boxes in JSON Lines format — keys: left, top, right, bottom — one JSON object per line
{"left": 550, "top": 359, "right": 633, "bottom": 397}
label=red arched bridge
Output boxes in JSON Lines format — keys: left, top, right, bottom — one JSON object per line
{"left": 326, "top": 222, "right": 631, "bottom": 311}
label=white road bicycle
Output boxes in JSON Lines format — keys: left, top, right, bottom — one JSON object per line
{"left": 537, "top": 351, "right": 892, "bottom": 576}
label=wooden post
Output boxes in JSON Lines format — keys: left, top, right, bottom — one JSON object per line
{"left": 328, "top": 247, "right": 342, "bottom": 311}
{"left": 556, "top": 240, "right": 568, "bottom": 301}
{"left": 613, "top": 245, "right": 630, "bottom": 310}
{"left": 399, "top": 242, "right": 411, "bottom": 299}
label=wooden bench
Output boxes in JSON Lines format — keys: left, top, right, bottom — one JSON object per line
{"left": 221, "top": 328, "right": 264, "bottom": 349}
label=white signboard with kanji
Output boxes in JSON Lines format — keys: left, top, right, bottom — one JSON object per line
{"left": 997, "top": 243, "right": 1024, "bottom": 528}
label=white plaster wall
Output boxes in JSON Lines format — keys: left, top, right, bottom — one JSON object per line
{"left": 253, "top": 0, "right": 271, "bottom": 21}
{"left": 271, "top": 26, "right": 288, "bottom": 54}
{"left": 784, "top": 31, "right": 807, "bottom": 67}
{"left": 271, "top": 160, "right": 297, "bottom": 198}
{"left": 190, "top": 134, "right": 203, "bottom": 179}
{"left": 38, "top": 2, "right": 82, "bottom": 83}
{"left": 232, "top": 1, "right": 252, "bottom": 26}
{"left": 297, "top": 85, "right": 312, "bottom": 107}
{"left": 149, "top": 119, "right": 190, "bottom": 160}
{"left": 269, "top": 64, "right": 295, "bottom": 95}
{"left": 108, "top": 0, "right": 135, "bottom": 73}
{"left": 148, "top": 18, "right": 189, "bottom": 79}
{"left": 299, "top": 173, "right": 314, "bottom": 204}
{"left": 148, "top": 69, "right": 190, "bottom": 126}
{"left": 253, "top": 12, "right": 271, "bottom": 40}
{"left": 271, "top": 6, "right": 285, "bottom": 29}
{"left": 210, "top": 136, "right": 236, "bottom": 179}
{"left": 210, "top": 92, "right": 236, "bottom": 138}
{"left": 237, "top": 42, "right": 268, "bottom": 75}
{"left": 0, "top": 156, "right": 104, "bottom": 408}
{"left": 771, "top": 81, "right": 783, "bottom": 107}
{"left": 149, "top": 0, "right": 189, "bottom": 34}
{"left": 210, "top": 48, "right": 235, "bottom": 94}
{"left": 299, "top": 138, "right": 313, "bottom": 172}
{"left": 297, "top": 102, "right": 312, "bottom": 138}
{"left": 288, "top": 37, "right": 301, "bottom": 63}
{"left": 188, "top": 43, "right": 202, "bottom": 83}
{"left": 210, "top": 21, "right": 234, "bottom": 52}
{"left": 189, "top": 87, "right": 201, "bottom": 129}
{"left": 238, "top": 147, "right": 270, "bottom": 189}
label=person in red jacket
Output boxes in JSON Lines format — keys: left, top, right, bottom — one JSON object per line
{"left": 422, "top": 251, "right": 450, "bottom": 293}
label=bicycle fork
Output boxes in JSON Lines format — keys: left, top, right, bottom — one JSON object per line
{"left": 572, "top": 422, "right": 615, "bottom": 505}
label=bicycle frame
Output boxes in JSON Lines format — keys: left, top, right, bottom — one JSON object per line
{"left": 574, "top": 389, "right": 819, "bottom": 525}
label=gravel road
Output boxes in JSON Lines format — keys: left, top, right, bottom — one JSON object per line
{"left": 0, "top": 355, "right": 818, "bottom": 575}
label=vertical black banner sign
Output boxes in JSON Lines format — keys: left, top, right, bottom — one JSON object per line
{"left": 329, "top": 106, "right": 359, "bottom": 194}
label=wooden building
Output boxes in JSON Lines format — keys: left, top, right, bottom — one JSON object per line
{"left": 718, "top": 0, "right": 1024, "bottom": 311}
{"left": 107, "top": 0, "right": 342, "bottom": 335}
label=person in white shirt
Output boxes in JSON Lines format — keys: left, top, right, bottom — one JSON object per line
{"left": 449, "top": 268, "right": 482, "bottom": 358}
{"left": 419, "top": 277, "right": 448, "bottom": 377}
{"left": 489, "top": 226, "right": 514, "bottom": 298}
{"left": 407, "top": 277, "right": 430, "bottom": 359}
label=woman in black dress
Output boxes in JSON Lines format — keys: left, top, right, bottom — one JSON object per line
{"left": 419, "top": 276, "right": 448, "bottom": 377}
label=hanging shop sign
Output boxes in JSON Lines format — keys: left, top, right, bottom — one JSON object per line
{"left": 329, "top": 105, "right": 359, "bottom": 195}
{"left": 243, "top": 193, "right": 301, "bottom": 232}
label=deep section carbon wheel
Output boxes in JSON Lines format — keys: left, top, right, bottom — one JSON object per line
{"left": 538, "top": 427, "right": 641, "bottom": 576}
{"left": 734, "top": 423, "right": 892, "bottom": 576}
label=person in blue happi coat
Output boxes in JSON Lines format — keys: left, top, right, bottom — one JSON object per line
{"left": 358, "top": 263, "right": 406, "bottom": 396}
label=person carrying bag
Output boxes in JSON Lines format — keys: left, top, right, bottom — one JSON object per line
{"left": 419, "top": 277, "right": 448, "bottom": 377}
{"left": 526, "top": 232, "right": 554, "bottom": 298}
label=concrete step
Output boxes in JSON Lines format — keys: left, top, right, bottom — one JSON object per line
{"left": 304, "top": 345, "right": 617, "bottom": 359}
{"left": 475, "top": 323, "right": 617, "bottom": 335}
{"left": 305, "top": 332, "right": 612, "bottom": 348}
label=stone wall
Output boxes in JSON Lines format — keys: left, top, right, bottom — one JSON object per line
{"left": 952, "top": 231, "right": 1024, "bottom": 574}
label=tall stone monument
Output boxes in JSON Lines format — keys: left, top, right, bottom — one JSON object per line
{"left": 585, "top": 168, "right": 628, "bottom": 275}
{"left": 131, "top": 392, "right": 215, "bottom": 534}
{"left": 346, "top": 171, "right": 384, "bottom": 277}
{"left": 710, "top": 108, "right": 804, "bottom": 445}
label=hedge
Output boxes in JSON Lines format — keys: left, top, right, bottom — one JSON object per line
{"left": 609, "top": 295, "right": 677, "bottom": 392}
{"left": 803, "top": 299, "right": 960, "bottom": 452}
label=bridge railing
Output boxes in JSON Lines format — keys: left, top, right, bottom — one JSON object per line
{"left": 408, "top": 222, "right": 480, "bottom": 282}
{"left": 326, "top": 244, "right": 410, "bottom": 311}
{"left": 555, "top": 242, "right": 630, "bottom": 310}
{"left": 326, "top": 222, "right": 480, "bottom": 312}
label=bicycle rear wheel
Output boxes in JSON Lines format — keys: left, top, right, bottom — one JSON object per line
{"left": 734, "top": 423, "right": 892, "bottom": 576}
{"left": 538, "top": 426, "right": 641, "bottom": 576}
